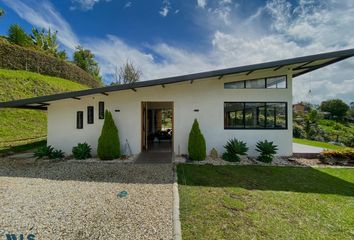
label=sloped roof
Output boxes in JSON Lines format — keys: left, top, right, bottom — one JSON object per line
{"left": 1, "top": 48, "right": 354, "bottom": 110}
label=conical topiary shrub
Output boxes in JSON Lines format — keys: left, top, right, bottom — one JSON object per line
{"left": 97, "top": 110, "right": 120, "bottom": 160}
{"left": 188, "top": 119, "right": 206, "bottom": 161}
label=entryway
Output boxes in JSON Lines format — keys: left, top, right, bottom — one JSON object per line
{"left": 137, "top": 101, "right": 173, "bottom": 163}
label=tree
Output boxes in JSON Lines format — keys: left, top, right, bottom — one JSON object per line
{"left": 31, "top": 28, "right": 59, "bottom": 55}
{"left": 73, "top": 45, "right": 102, "bottom": 82}
{"left": 57, "top": 50, "right": 67, "bottom": 60}
{"left": 320, "top": 99, "right": 349, "bottom": 120}
{"left": 112, "top": 60, "right": 141, "bottom": 85}
{"left": 7, "top": 24, "right": 32, "bottom": 47}
{"left": 97, "top": 110, "right": 120, "bottom": 160}
{"left": 188, "top": 119, "right": 206, "bottom": 161}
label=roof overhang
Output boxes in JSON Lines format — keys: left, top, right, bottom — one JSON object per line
{"left": 1, "top": 48, "right": 354, "bottom": 110}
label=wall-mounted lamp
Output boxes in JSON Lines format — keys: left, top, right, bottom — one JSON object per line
{"left": 194, "top": 109, "right": 199, "bottom": 112}
{"left": 115, "top": 109, "right": 120, "bottom": 112}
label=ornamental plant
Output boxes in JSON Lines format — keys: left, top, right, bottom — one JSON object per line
{"left": 222, "top": 138, "right": 248, "bottom": 162}
{"left": 97, "top": 110, "right": 120, "bottom": 160}
{"left": 255, "top": 140, "right": 278, "bottom": 163}
{"left": 72, "top": 142, "right": 92, "bottom": 160}
{"left": 188, "top": 119, "right": 206, "bottom": 161}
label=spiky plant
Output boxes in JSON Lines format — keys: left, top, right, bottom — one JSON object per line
{"left": 255, "top": 140, "right": 278, "bottom": 163}
{"left": 222, "top": 138, "right": 248, "bottom": 162}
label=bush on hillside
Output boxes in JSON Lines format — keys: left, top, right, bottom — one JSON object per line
{"left": 72, "top": 142, "right": 92, "bottom": 160}
{"left": 0, "top": 42, "right": 100, "bottom": 88}
{"left": 188, "top": 119, "right": 206, "bottom": 161}
{"left": 97, "top": 110, "right": 120, "bottom": 160}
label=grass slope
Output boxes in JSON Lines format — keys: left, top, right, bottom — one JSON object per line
{"left": 0, "top": 69, "right": 88, "bottom": 148}
{"left": 177, "top": 164, "right": 354, "bottom": 240}
{"left": 293, "top": 138, "right": 346, "bottom": 150}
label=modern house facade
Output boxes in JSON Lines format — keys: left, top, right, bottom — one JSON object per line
{"left": 1, "top": 49, "right": 354, "bottom": 157}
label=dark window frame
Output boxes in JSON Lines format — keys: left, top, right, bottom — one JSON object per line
{"left": 87, "top": 106, "right": 94, "bottom": 124}
{"left": 224, "top": 101, "right": 288, "bottom": 130}
{"left": 99, "top": 101, "right": 105, "bottom": 119}
{"left": 224, "top": 75, "right": 287, "bottom": 89}
{"left": 76, "top": 111, "right": 83, "bottom": 129}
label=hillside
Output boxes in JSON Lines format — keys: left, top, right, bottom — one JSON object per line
{"left": 0, "top": 69, "right": 89, "bottom": 148}
{"left": 0, "top": 41, "right": 101, "bottom": 88}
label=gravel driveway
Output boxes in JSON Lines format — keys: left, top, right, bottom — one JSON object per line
{"left": 0, "top": 158, "right": 173, "bottom": 240}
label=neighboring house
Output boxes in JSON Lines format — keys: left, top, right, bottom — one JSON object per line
{"left": 293, "top": 102, "right": 305, "bottom": 114}
{"left": 1, "top": 49, "right": 354, "bottom": 156}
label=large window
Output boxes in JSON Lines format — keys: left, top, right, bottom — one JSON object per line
{"left": 224, "top": 75, "right": 287, "bottom": 89}
{"left": 224, "top": 102, "right": 287, "bottom": 129}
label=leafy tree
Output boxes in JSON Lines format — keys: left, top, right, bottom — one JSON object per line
{"left": 7, "top": 24, "right": 32, "bottom": 47}
{"left": 57, "top": 50, "right": 67, "bottom": 60}
{"left": 112, "top": 60, "right": 141, "bottom": 85}
{"left": 188, "top": 119, "right": 206, "bottom": 161}
{"left": 320, "top": 99, "right": 349, "bottom": 120}
{"left": 97, "top": 110, "right": 120, "bottom": 160}
{"left": 73, "top": 45, "right": 102, "bottom": 82}
{"left": 31, "top": 28, "right": 59, "bottom": 55}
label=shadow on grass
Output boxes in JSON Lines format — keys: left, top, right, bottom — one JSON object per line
{"left": 0, "top": 140, "right": 46, "bottom": 154}
{"left": 177, "top": 164, "right": 354, "bottom": 197}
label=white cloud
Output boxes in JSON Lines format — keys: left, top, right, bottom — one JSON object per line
{"left": 197, "top": 0, "right": 207, "bottom": 8}
{"left": 70, "top": 0, "right": 111, "bottom": 11}
{"left": 159, "top": 0, "right": 170, "bottom": 17}
{"left": 2, "top": 0, "right": 79, "bottom": 49}
{"left": 124, "top": 1, "right": 132, "bottom": 8}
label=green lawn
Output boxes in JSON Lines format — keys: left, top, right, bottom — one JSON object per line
{"left": 177, "top": 164, "right": 354, "bottom": 240}
{"left": 293, "top": 138, "right": 346, "bottom": 150}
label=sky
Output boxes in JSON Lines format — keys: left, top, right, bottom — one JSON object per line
{"left": 0, "top": 0, "right": 353, "bottom": 104}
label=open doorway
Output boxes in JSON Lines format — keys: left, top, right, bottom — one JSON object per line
{"left": 141, "top": 101, "right": 173, "bottom": 152}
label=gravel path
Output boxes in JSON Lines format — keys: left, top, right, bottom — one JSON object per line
{"left": 0, "top": 158, "right": 173, "bottom": 240}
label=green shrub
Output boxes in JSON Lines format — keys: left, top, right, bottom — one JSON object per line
{"left": 49, "top": 149, "right": 65, "bottom": 160}
{"left": 321, "top": 148, "right": 354, "bottom": 162}
{"left": 188, "top": 119, "right": 206, "bottom": 161}
{"left": 97, "top": 110, "right": 120, "bottom": 160}
{"left": 222, "top": 138, "right": 248, "bottom": 162}
{"left": 255, "top": 140, "right": 278, "bottom": 163}
{"left": 34, "top": 145, "right": 54, "bottom": 159}
{"left": 34, "top": 145, "right": 64, "bottom": 160}
{"left": 72, "top": 142, "right": 92, "bottom": 160}
{"left": 0, "top": 42, "right": 100, "bottom": 87}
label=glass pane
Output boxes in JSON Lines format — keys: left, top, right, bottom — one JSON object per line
{"left": 266, "top": 103, "right": 286, "bottom": 128}
{"left": 266, "top": 76, "right": 286, "bottom": 88}
{"left": 245, "top": 78, "right": 265, "bottom": 88}
{"left": 224, "top": 81, "right": 244, "bottom": 89}
{"left": 275, "top": 103, "right": 286, "bottom": 128}
{"left": 245, "top": 103, "right": 265, "bottom": 128}
{"left": 224, "top": 103, "right": 244, "bottom": 128}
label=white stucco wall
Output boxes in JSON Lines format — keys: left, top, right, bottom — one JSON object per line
{"left": 47, "top": 69, "right": 293, "bottom": 156}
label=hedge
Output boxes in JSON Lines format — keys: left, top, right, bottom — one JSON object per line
{"left": 0, "top": 42, "right": 101, "bottom": 88}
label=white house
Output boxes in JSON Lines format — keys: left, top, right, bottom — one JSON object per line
{"left": 1, "top": 49, "right": 354, "bottom": 157}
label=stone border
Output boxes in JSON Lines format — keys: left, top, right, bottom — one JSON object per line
{"left": 173, "top": 164, "right": 182, "bottom": 240}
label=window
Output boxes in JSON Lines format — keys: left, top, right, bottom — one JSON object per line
{"left": 245, "top": 78, "right": 265, "bottom": 88}
{"left": 224, "top": 75, "right": 287, "bottom": 89}
{"left": 77, "top": 111, "right": 83, "bottom": 129}
{"left": 87, "top": 106, "right": 94, "bottom": 124}
{"left": 224, "top": 81, "right": 244, "bottom": 89}
{"left": 99, "top": 101, "right": 104, "bottom": 119}
{"left": 266, "top": 76, "right": 286, "bottom": 88}
{"left": 244, "top": 103, "right": 266, "bottom": 128}
{"left": 224, "top": 102, "right": 287, "bottom": 129}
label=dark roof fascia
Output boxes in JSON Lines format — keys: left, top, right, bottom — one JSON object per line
{"left": 1, "top": 48, "right": 354, "bottom": 108}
